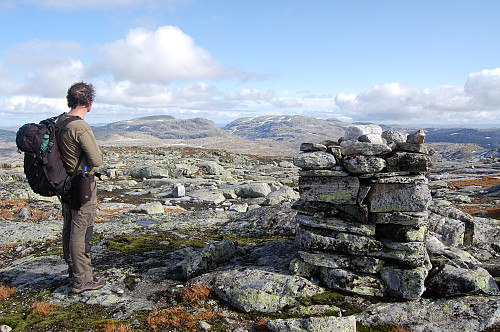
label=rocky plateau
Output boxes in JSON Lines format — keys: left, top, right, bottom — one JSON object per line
{"left": 0, "top": 116, "right": 499, "bottom": 332}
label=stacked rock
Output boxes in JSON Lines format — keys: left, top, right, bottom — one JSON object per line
{"left": 291, "top": 124, "right": 435, "bottom": 300}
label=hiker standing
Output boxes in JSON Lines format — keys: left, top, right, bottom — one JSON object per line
{"left": 56, "top": 82, "right": 105, "bottom": 293}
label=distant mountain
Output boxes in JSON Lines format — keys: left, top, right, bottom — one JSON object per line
{"left": 224, "top": 115, "right": 349, "bottom": 148}
{"left": 95, "top": 115, "right": 226, "bottom": 140}
{"left": 424, "top": 127, "right": 500, "bottom": 150}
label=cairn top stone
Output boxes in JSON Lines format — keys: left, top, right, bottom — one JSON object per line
{"left": 344, "top": 124, "right": 383, "bottom": 141}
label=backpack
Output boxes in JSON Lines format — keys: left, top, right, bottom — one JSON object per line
{"left": 16, "top": 114, "right": 82, "bottom": 198}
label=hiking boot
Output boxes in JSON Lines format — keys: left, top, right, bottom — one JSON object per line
{"left": 72, "top": 278, "right": 106, "bottom": 294}
{"left": 68, "top": 272, "right": 102, "bottom": 284}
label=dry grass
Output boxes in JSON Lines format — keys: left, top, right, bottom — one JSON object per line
{"left": 180, "top": 283, "right": 211, "bottom": 306}
{"left": 147, "top": 306, "right": 217, "bottom": 332}
{"left": 0, "top": 198, "right": 27, "bottom": 219}
{"left": 0, "top": 198, "right": 53, "bottom": 221}
{"left": 32, "top": 301, "right": 55, "bottom": 316}
{"left": 0, "top": 285, "right": 16, "bottom": 301}
{"left": 255, "top": 317, "right": 270, "bottom": 330}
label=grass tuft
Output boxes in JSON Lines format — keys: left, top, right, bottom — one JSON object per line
{"left": 0, "top": 285, "right": 16, "bottom": 301}
{"left": 32, "top": 301, "right": 56, "bottom": 316}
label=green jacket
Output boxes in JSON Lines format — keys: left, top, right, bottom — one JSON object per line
{"left": 56, "top": 113, "right": 103, "bottom": 175}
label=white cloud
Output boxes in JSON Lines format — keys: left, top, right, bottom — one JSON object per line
{"left": 334, "top": 70, "right": 500, "bottom": 125}
{"left": 464, "top": 68, "right": 500, "bottom": 106}
{"left": 98, "top": 26, "right": 230, "bottom": 83}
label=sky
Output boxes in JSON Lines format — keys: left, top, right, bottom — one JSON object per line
{"left": 0, "top": 0, "right": 499, "bottom": 128}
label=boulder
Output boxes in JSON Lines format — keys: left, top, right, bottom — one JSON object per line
{"left": 382, "top": 129, "right": 408, "bottom": 144}
{"left": 299, "top": 142, "right": 328, "bottom": 152}
{"left": 366, "top": 176, "right": 431, "bottom": 213}
{"left": 194, "top": 269, "right": 324, "bottom": 313}
{"left": 293, "top": 151, "right": 336, "bottom": 170}
{"left": 380, "top": 266, "right": 428, "bottom": 300}
{"left": 427, "top": 264, "right": 499, "bottom": 296}
{"left": 237, "top": 182, "right": 272, "bottom": 198}
{"left": 340, "top": 141, "right": 392, "bottom": 156}
{"left": 129, "top": 201, "right": 164, "bottom": 214}
{"left": 320, "top": 267, "right": 385, "bottom": 297}
{"left": 299, "top": 176, "right": 360, "bottom": 205}
{"left": 181, "top": 240, "right": 238, "bottom": 280}
{"left": 342, "top": 155, "right": 386, "bottom": 174}
{"left": 266, "top": 315, "right": 356, "bottom": 332}
{"left": 344, "top": 124, "right": 383, "bottom": 142}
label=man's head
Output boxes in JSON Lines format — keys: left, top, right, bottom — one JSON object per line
{"left": 66, "top": 82, "right": 95, "bottom": 109}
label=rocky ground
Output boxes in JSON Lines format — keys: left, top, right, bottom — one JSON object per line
{"left": 0, "top": 145, "right": 499, "bottom": 332}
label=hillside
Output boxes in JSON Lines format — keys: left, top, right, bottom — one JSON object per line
{"left": 223, "top": 115, "right": 348, "bottom": 149}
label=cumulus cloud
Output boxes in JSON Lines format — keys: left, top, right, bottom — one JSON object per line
{"left": 334, "top": 69, "right": 500, "bottom": 125}
{"left": 95, "top": 80, "right": 221, "bottom": 109}
{"left": 464, "top": 68, "right": 500, "bottom": 106}
{"left": 97, "top": 26, "right": 231, "bottom": 83}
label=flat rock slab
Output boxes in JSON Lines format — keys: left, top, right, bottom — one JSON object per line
{"left": 357, "top": 295, "right": 500, "bottom": 332}
{"left": 193, "top": 268, "right": 324, "bottom": 313}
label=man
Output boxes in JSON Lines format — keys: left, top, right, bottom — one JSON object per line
{"left": 56, "top": 82, "right": 105, "bottom": 293}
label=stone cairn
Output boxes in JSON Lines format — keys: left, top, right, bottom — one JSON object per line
{"left": 291, "top": 124, "right": 434, "bottom": 300}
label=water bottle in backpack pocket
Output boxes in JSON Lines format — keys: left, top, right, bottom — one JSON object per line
{"left": 72, "top": 166, "right": 94, "bottom": 203}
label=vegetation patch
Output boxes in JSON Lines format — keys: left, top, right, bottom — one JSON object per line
{"left": 0, "top": 285, "right": 16, "bottom": 301}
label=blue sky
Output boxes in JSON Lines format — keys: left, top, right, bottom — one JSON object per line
{"left": 0, "top": 0, "right": 499, "bottom": 128}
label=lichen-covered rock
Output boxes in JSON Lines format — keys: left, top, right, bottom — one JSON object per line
{"left": 194, "top": 269, "right": 324, "bottom": 313}
{"left": 428, "top": 212, "right": 465, "bottom": 247}
{"left": 376, "top": 223, "right": 428, "bottom": 242}
{"left": 369, "top": 211, "right": 429, "bottom": 226}
{"left": 320, "top": 267, "right": 385, "bottom": 297}
{"left": 407, "top": 129, "right": 426, "bottom": 144}
{"left": 299, "top": 176, "right": 360, "bottom": 205}
{"left": 340, "top": 141, "right": 392, "bottom": 156}
{"left": 299, "top": 142, "right": 328, "bottom": 152}
{"left": 386, "top": 152, "right": 432, "bottom": 173}
{"left": 129, "top": 165, "right": 169, "bottom": 179}
{"left": 237, "top": 182, "right": 272, "bottom": 198}
{"left": 296, "top": 226, "right": 383, "bottom": 255}
{"left": 366, "top": 176, "right": 431, "bottom": 213}
{"left": 427, "top": 264, "right": 499, "bottom": 296}
{"left": 181, "top": 240, "right": 238, "bottom": 279}
{"left": 382, "top": 129, "right": 408, "bottom": 144}
{"left": 380, "top": 266, "right": 428, "bottom": 300}
{"left": 375, "top": 240, "right": 428, "bottom": 268}
{"left": 293, "top": 151, "right": 336, "bottom": 170}
{"left": 129, "top": 201, "right": 164, "bottom": 214}
{"left": 296, "top": 214, "right": 376, "bottom": 236}
{"left": 299, "top": 251, "right": 384, "bottom": 274}
{"left": 342, "top": 155, "right": 386, "bottom": 174}
{"left": 198, "top": 160, "right": 225, "bottom": 175}
{"left": 357, "top": 296, "right": 500, "bottom": 332}
{"left": 266, "top": 315, "right": 356, "bottom": 332}
{"left": 344, "top": 124, "right": 383, "bottom": 142}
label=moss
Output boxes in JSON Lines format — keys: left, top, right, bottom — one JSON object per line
{"left": 1, "top": 297, "right": 152, "bottom": 332}
{"left": 298, "top": 291, "right": 344, "bottom": 306}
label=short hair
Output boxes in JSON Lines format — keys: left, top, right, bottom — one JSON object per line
{"left": 66, "top": 82, "right": 95, "bottom": 109}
